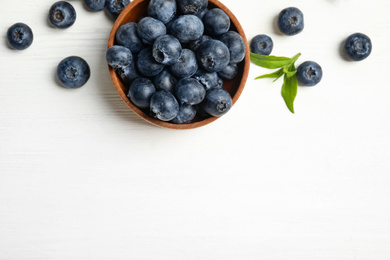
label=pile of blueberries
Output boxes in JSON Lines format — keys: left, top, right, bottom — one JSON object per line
{"left": 106, "top": 0, "right": 247, "bottom": 124}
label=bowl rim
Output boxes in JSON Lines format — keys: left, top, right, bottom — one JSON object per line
{"left": 107, "top": 0, "right": 250, "bottom": 130}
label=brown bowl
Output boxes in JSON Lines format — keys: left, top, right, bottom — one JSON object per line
{"left": 108, "top": 0, "right": 250, "bottom": 129}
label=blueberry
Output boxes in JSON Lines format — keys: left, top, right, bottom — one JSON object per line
{"left": 57, "top": 56, "right": 90, "bottom": 89}
{"left": 171, "top": 104, "right": 197, "bottom": 124}
{"left": 116, "top": 22, "right": 145, "bottom": 53}
{"left": 175, "top": 78, "right": 206, "bottom": 105}
{"left": 84, "top": 0, "right": 106, "bottom": 11}
{"left": 219, "top": 31, "right": 246, "bottom": 64}
{"left": 153, "top": 69, "right": 177, "bottom": 93}
{"left": 105, "top": 0, "right": 130, "bottom": 20}
{"left": 116, "top": 61, "right": 141, "bottom": 84}
{"left": 170, "top": 15, "right": 204, "bottom": 43}
{"left": 147, "top": 0, "right": 177, "bottom": 24}
{"left": 127, "top": 78, "right": 156, "bottom": 109}
{"left": 106, "top": 45, "right": 133, "bottom": 70}
{"left": 202, "top": 88, "right": 232, "bottom": 117}
{"left": 137, "top": 47, "right": 165, "bottom": 77}
{"left": 178, "top": 0, "right": 208, "bottom": 17}
{"left": 296, "top": 61, "right": 323, "bottom": 87}
{"left": 203, "top": 8, "right": 230, "bottom": 36}
{"left": 193, "top": 70, "right": 221, "bottom": 91}
{"left": 169, "top": 49, "right": 198, "bottom": 78}
{"left": 49, "top": 1, "right": 76, "bottom": 29}
{"left": 343, "top": 33, "right": 372, "bottom": 61}
{"left": 277, "top": 7, "right": 304, "bottom": 36}
{"left": 250, "top": 34, "right": 273, "bottom": 55}
{"left": 150, "top": 90, "right": 179, "bottom": 121}
{"left": 153, "top": 35, "right": 182, "bottom": 65}
{"left": 187, "top": 35, "right": 212, "bottom": 52}
{"left": 7, "top": 23, "right": 33, "bottom": 50}
{"left": 197, "top": 39, "right": 230, "bottom": 72}
{"left": 218, "top": 63, "right": 238, "bottom": 80}
{"left": 137, "top": 17, "right": 167, "bottom": 45}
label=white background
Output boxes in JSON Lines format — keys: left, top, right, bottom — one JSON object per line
{"left": 1, "top": 0, "right": 390, "bottom": 259}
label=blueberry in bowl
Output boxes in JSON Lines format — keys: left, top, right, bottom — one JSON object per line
{"left": 107, "top": 0, "right": 250, "bottom": 129}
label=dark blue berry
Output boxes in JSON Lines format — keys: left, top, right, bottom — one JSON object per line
{"left": 219, "top": 31, "right": 246, "bottom": 64}
{"left": 7, "top": 23, "right": 33, "bottom": 50}
{"left": 202, "top": 88, "right": 232, "bottom": 117}
{"left": 153, "top": 69, "right": 177, "bottom": 93}
{"left": 105, "top": 0, "right": 130, "bottom": 20}
{"left": 170, "top": 15, "right": 204, "bottom": 43}
{"left": 250, "top": 34, "right": 273, "bottom": 55}
{"left": 203, "top": 8, "right": 230, "bottom": 36}
{"left": 137, "top": 47, "right": 165, "bottom": 77}
{"left": 178, "top": 0, "right": 208, "bottom": 17}
{"left": 57, "top": 56, "right": 90, "bottom": 89}
{"left": 197, "top": 39, "right": 230, "bottom": 72}
{"left": 175, "top": 78, "right": 206, "bottom": 105}
{"left": 127, "top": 77, "right": 156, "bottom": 109}
{"left": 153, "top": 35, "right": 182, "bottom": 65}
{"left": 193, "top": 70, "right": 221, "bottom": 91}
{"left": 147, "top": 0, "right": 177, "bottom": 24}
{"left": 116, "top": 22, "right": 145, "bottom": 53}
{"left": 344, "top": 33, "right": 372, "bottom": 61}
{"left": 116, "top": 61, "right": 141, "bottom": 84}
{"left": 187, "top": 35, "right": 212, "bottom": 52}
{"left": 106, "top": 45, "right": 133, "bottom": 70}
{"left": 171, "top": 104, "right": 197, "bottom": 124}
{"left": 150, "top": 91, "right": 179, "bottom": 121}
{"left": 49, "top": 1, "right": 77, "bottom": 29}
{"left": 169, "top": 49, "right": 198, "bottom": 78}
{"left": 218, "top": 63, "right": 238, "bottom": 80}
{"left": 277, "top": 7, "right": 304, "bottom": 36}
{"left": 84, "top": 0, "right": 106, "bottom": 11}
{"left": 137, "top": 17, "right": 167, "bottom": 45}
{"left": 296, "top": 61, "right": 323, "bottom": 87}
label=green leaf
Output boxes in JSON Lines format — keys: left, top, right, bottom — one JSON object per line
{"left": 255, "top": 68, "right": 284, "bottom": 80}
{"left": 283, "top": 66, "right": 297, "bottom": 78}
{"left": 281, "top": 73, "right": 298, "bottom": 113}
{"left": 250, "top": 52, "right": 293, "bottom": 69}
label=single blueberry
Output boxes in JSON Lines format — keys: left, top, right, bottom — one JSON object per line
{"left": 175, "top": 78, "right": 206, "bottom": 105}
{"left": 153, "top": 69, "right": 177, "bottom": 93}
{"left": 296, "top": 61, "right": 323, "bottom": 87}
{"left": 187, "top": 35, "right": 212, "bottom": 52}
{"left": 343, "top": 33, "right": 372, "bottom": 61}
{"left": 219, "top": 31, "right": 246, "bottom": 64}
{"left": 170, "top": 15, "right": 204, "bottom": 43}
{"left": 217, "top": 63, "right": 238, "bottom": 80}
{"left": 49, "top": 1, "right": 77, "bottom": 29}
{"left": 106, "top": 45, "right": 133, "bottom": 69}
{"left": 153, "top": 35, "right": 182, "bottom": 65}
{"left": 116, "top": 60, "right": 141, "bottom": 84}
{"left": 171, "top": 104, "right": 197, "bottom": 124}
{"left": 193, "top": 70, "right": 221, "bottom": 91}
{"left": 250, "top": 34, "right": 273, "bottom": 55}
{"left": 197, "top": 39, "right": 230, "bottom": 72}
{"left": 150, "top": 90, "right": 179, "bottom": 121}
{"left": 202, "top": 88, "right": 232, "bottom": 117}
{"left": 137, "top": 17, "right": 167, "bottom": 45}
{"left": 127, "top": 77, "right": 156, "bottom": 109}
{"left": 203, "top": 8, "right": 230, "bottom": 36}
{"left": 116, "top": 22, "right": 145, "bottom": 53}
{"left": 147, "top": 0, "right": 177, "bottom": 24}
{"left": 7, "top": 23, "right": 33, "bottom": 50}
{"left": 178, "top": 0, "right": 208, "bottom": 17}
{"left": 277, "top": 7, "right": 304, "bottom": 36}
{"left": 105, "top": 0, "right": 130, "bottom": 20}
{"left": 84, "top": 0, "right": 106, "bottom": 11}
{"left": 57, "top": 56, "right": 90, "bottom": 89}
{"left": 137, "top": 47, "right": 165, "bottom": 77}
{"left": 169, "top": 49, "right": 198, "bottom": 78}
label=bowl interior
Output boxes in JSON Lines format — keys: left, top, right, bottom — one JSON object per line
{"left": 108, "top": 0, "right": 250, "bottom": 129}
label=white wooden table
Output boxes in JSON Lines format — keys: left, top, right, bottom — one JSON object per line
{"left": 1, "top": 0, "right": 390, "bottom": 259}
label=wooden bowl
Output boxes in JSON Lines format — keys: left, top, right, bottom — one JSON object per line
{"left": 107, "top": 0, "right": 250, "bottom": 129}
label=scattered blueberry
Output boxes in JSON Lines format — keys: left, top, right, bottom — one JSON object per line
{"left": 57, "top": 56, "right": 90, "bottom": 88}
{"left": 84, "top": 0, "right": 106, "bottom": 12}
{"left": 343, "top": 33, "right": 372, "bottom": 61}
{"left": 250, "top": 34, "right": 273, "bottom": 55}
{"left": 193, "top": 70, "right": 221, "bottom": 91}
{"left": 137, "top": 47, "right": 165, "bottom": 77}
{"left": 277, "top": 7, "right": 304, "bottom": 36}
{"left": 170, "top": 15, "right": 204, "bottom": 43}
{"left": 116, "top": 61, "right": 141, "bottom": 84}
{"left": 202, "top": 88, "right": 232, "bottom": 117}
{"left": 203, "top": 8, "right": 230, "bottom": 36}
{"left": 296, "top": 61, "right": 323, "bottom": 87}
{"left": 219, "top": 31, "right": 246, "bottom": 64}
{"left": 49, "top": 1, "right": 77, "bottom": 29}
{"left": 153, "top": 69, "right": 177, "bottom": 93}
{"left": 153, "top": 35, "right": 182, "bottom": 65}
{"left": 171, "top": 104, "right": 197, "bottom": 124}
{"left": 197, "top": 39, "right": 230, "bottom": 72}
{"left": 116, "top": 22, "right": 145, "bottom": 53}
{"left": 137, "top": 17, "right": 167, "bottom": 44}
{"left": 150, "top": 90, "right": 179, "bottom": 121}
{"left": 127, "top": 78, "right": 156, "bottom": 109}
{"left": 106, "top": 45, "right": 133, "bottom": 70}
{"left": 218, "top": 63, "right": 238, "bottom": 80}
{"left": 105, "top": 0, "right": 130, "bottom": 20}
{"left": 178, "top": 0, "right": 208, "bottom": 17}
{"left": 169, "top": 49, "right": 198, "bottom": 78}
{"left": 188, "top": 35, "right": 212, "bottom": 53}
{"left": 7, "top": 23, "right": 33, "bottom": 50}
{"left": 147, "top": 0, "right": 177, "bottom": 24}
{"left": 175, "top": 78, "right": 206, "bottom": 105}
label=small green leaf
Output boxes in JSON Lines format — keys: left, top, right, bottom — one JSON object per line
{"left": 250, "top": 52, "right": 293, "bottom": 69}
{"left": 255, "top": 68, "right": 284, "bottom": 80}
{"left": 281, "top": 73, "right": 298, "bottom": 113}
{"left": 283, "top": 66, "right": 297, "bottom": 77}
